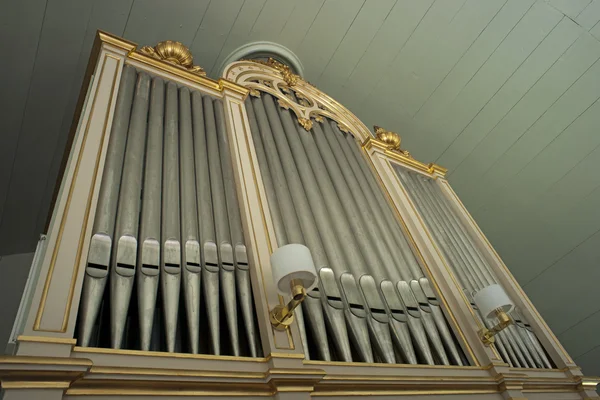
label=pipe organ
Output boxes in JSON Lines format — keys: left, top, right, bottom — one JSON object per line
{"left": 1, "top": 32, "right": 598, "bottom": 400}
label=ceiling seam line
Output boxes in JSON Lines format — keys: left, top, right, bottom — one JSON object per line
{"left": 207, "top": 0, "right": 246, "bottom": 77}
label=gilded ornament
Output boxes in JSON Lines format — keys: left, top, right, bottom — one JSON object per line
{"left": 249, "top": 88, "right": 261, "bottom": 98}
{"left": 337, "top": 123, "right": 350, "bottom": 133}
{"left": 374, "top": 125, "right": 401, "bottom": 150}
{"left": 255, "top": 58, "right": 300, "bottom": 87}
{"left": 140, "top": 40, "right": 206, "bottom": 76}
{"left": 298, "top": 118, "right": 313, "bottom": 131}
{"left": 314, "top": 115, "right": 324, "bottom": 123}
{"left": 277, "top": 99, "right": 291, "bottom": 110}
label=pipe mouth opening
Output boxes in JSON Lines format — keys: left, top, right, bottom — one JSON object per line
{"left": 218, "top": 41, "right": 304, "bottom": 78}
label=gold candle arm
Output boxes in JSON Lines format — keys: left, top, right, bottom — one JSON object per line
{"left": 479, "top": 308, "right": 513, "bottom": 346}
{"left": 270, "top": 279, "right": 306, "bottom": 331}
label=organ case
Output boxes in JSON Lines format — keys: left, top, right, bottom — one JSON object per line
{"left": 0, "top": 31, "right": 597, "bottom": 400}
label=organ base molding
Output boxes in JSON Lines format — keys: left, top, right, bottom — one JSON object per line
{"left": 0, "top": 31, "right": 597, "bottom": 399}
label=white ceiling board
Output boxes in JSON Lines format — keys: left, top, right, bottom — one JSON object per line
{"left": 189, "top": 0, "right": 244, "bottom": 76}
{"left": 277, "top": 0, "right": 325, "bottom": 52}
{"left": 413, "top": 0, "right": 534, "bottom": 125}
{"left": 295, "top": 0, "right": 365, "bottom": 80}
{"left": 376, "top": 0, "right": 506, "bottom": 118}
{"left": 546, "top": 0, "right": 592, "bottom": 19}
{"left": 315, "top": 0, "right": 395, "bottom": 94}
{"left": 438, "top": 17, "right": 582, "bottom": 175}
{"left": 123, "top": 0, "right": 210, "bottom": 47}
{"left": 334, "top": 0, "right": 435, "bottom": 115}
{"left": 448, "top": 29, "right": 600, "bottom": 201}
{"left": 246, "top": 0, "right": 295, "bottom": 42}
{"left": 34, "top": 0, "right": 135, "bottom": 236}
{"left": 520, "top": 229, "right": 600, "bottom": 333}
{"left": 358, "top": 0, "right": 468, "bottom": 115}
{"left": 576, "top": 0, "right": 600, "bottom": 29}
{"left": 407, "top": 1, "right": 562, "bottom": 162}
{"left": 0, "top": 0, "right": 94, "bottom": 255}
{"left": 559, "top": 310, "right": 600, "bottom": 358}
{"left": 466, "top": 54, "right": 600, "bottom": 213}
{"left": 0, "top": 0, "right": 47, "bottom": 230}
{"left": 210, "top": 0, "right": 267, "bottom": 77}
{"left": 575, "top": 345, "right": 600, "bottom": 378}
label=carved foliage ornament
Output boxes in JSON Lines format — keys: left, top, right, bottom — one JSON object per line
{"left": 255, "top": 58, "right": 300, "bottom": 87}
{"left": 140, "top": 40, "right": 206, "bottom": 76}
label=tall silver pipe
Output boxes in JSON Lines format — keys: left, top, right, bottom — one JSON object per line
{"left": 273, "top": 104, "right": 393, "bottom": 363}
{"left": 245, "top": 98, "right": 315, "bottom": 359}
{"left": 79, "top": 65, "right": 136, "bottom": 347}
{"left": 214, "top": 100, "right": 258, "bottom": 357}
{"left": 191, "top": 91, "right": 220, "bottom": 355}
{"left": 427, "top": 179, "right": 551, "bottom": 368}
{"left": 255, "top": 95, "right": 357, "bottom": 361}
{"left": 398, "top": 169, "right": 522, "bottom": 366}
{"left": 179, "top": 87, "right": 202, "bottom": 354}
{"left": 137, "top": 77, "right": 164, "bottom": 351}
{"left": 161, "top": 82, "right": 182, "bottom": 353}
{"left": 204, "top": 97, "right": 239, "bottom": 356}
{"left": 413, "top": 173, "right": 537, "bottom": 368}
{"left": 110, "top": 72, "right": 150, "bottom": 349}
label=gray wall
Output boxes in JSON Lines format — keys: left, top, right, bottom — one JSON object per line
{"left": 0, "top": 252, "right": 34, "bottom": 351}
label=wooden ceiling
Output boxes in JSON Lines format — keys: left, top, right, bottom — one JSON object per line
{"left": 1, "top": 0, "right": 599, "bottom": 377}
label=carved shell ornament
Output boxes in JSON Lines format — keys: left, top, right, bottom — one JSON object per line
{"left": 140, "top": 40, "right": 206, "bottom": 76}
{"left": 374, "top": 125, "right": 411, "bottom": 158}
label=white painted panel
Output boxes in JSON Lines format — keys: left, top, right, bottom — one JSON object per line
{"left": 523, "top": 229, "right": 600, "bottom": 334}
{"left": 36, "top": 0, "right": 134, "bottom": 238}
{"left": 559, "top": 310, "right": 600, "bottom": 358}
{"left": 438, "top": 17, "right": 583, "bottom": 174}
{"left": 467, "top": 53, "right": 600, "bottom": 212}
{"left": 576, "top": 0, "right": 600, "bottom": 29}
{"left": 210, "top": 0, "right": 268, "bottom": 76}
{"left": 407, "top": 1, "right": 562, "bottom": 161}
{"left": 0, "top": 0, "right": 48, "bottom": 231}
{"left": 189, "top": 0, "right": 244, "bottom": 78}
{"left": 378, "top": 0, "right": 506, "bottom": 118}
{"left": 414, "top": 0, "right": 534, "bottom": 124}
{"left": 335, "top": 0, "right": 435, "bottom": 114}
{"left": 0, "top": 0, "right": 95, "bottom": 256}
{"left": 295, "top": 0, "right": 365, "bottom": 80}
{"left": 547, "top": 0, "right": 592, "bottom": 19}
{"left": 278, "top": 0, "right": 325, "bottom": 51}
{"left": 449, "top": 29, "right": 600, "bottom": 201}
{"left": 123, "top": 0, "right": 210, "bottom": 47}
{"left": 316, "top": 0, "right": 396, "bottom": 96}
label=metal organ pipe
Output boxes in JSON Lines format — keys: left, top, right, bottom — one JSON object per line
{"left": 77, "top": 67, "right": 260, "bottom": 357}
{"left": 79, "top": 65, "right": 136, "bottom": 347}
{"left": 110, "top": 72, "right": 151, "bottom": 349}
{"left": 137, "top": 77, "right": 164, "bottom": 351}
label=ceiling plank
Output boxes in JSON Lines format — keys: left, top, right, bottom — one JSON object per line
{"left": 189, "top": 0, "right": 245, "bottom": 78}
{"left": 376, "top": 0, "right": 507, "bottom": 118}
{"left": 575, "top": 0, "right": 600, "bottom": 30}
{"left": 466, "top": 46, "right": 600, "bottom": 212}
{"left": 546, "top": 0, "right": 592, "bottom": 19}
{"left": 315, "top": 0, "right": 396, "bottom": 96}
{"left": 295, "top": 0, "right": 365, "bottom": 80}
{"left": 0, "top": 0, "right": 47, "bottom": 238}
{"left": 406, "top": 1, "right": 562, "bottom": 162}
{"left": 34, "top": 0, "right": 135, "bottom": 239}
{"left": 438, "top": 17, "right": 582, "bottom": 174}
{"left": 247, "top": 0, "right": 295, "bottom": 41}
{"left": 0, "top": 0, "right": 95, "bottom": 255}
{"left": 524, "top": 228, "right": 600, "bottom": 334}
{"left": 210, "top": 0, "right": 268, "bottom": 77}
{"left": 278, "top": 0, "right": 325, "bottom": 51}
{"left": 328, "top": 0, "right": 435, "bottom": 116}
{"left": 559, "top": 309, "right": 600, "bottom": 359}
{"left": 123, "top": 0, "right": 210, "bottom": 47}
